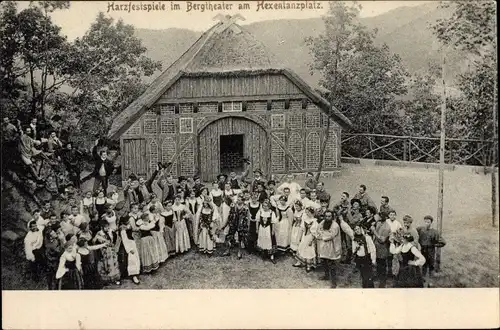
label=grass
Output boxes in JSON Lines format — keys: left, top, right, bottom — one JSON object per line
{"left": 2, "top": 164, "right": 499, "bottom": 289}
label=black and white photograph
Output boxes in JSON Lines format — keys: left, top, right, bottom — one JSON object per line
{"left": 1, "top": 0, "right": 498, "bottom": 328}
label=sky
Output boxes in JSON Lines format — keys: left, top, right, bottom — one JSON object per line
{"left": 16, "top": 1, "right": 431, "bottom": 40}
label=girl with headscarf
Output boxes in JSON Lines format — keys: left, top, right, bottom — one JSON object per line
{"left": 196, "top": 198, "right": 218, "bottom": 255}
{"left": 128, "top": 203, "right": 143, "bottom": 260}
{"left": 186, "top": 190, "right": 200, "bottom": 245}
{"left": 390, "top": 233, "right": 426, "bottom": 288}
{"left": 256, "top": 200, "right": 277, "bottom": 264}
{"left": 117, "top": 216, "right": 141, "bottom": 285}
{"left": 352, "top": 225, "right": 376, "bottom": 288}
{"left": 293, "top": 206, "right": 319, "bottom": 272}
{"left": 56, "top": 240, "right": 84, "bottom": 290}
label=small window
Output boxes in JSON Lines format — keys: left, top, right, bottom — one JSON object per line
{"left": 271, "top": 114, "right": 285, "bottom": 129}
{"left": 160, "top": 118, "right": 175, "bottom": 134}
{"left": 179, "top": 118, "right": 193, "bottom": 134}
{"left": 179, "top": 104, "right": 193, "bottom": 114}
{"left": 222, "top": 101, "right": 242, "bottom": 112}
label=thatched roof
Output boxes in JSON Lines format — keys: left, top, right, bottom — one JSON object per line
{"left": 108, "top": 21, "right": 352, "bottom": 140}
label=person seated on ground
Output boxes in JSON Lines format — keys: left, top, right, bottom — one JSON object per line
{"left": 46, "top": 131, "right": 63, "bottom": 154}
{"left": 28, "top": 117, "right": 40, "bottom": 140}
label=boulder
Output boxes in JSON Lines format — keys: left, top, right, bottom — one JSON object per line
{"left": 1, "top": 230, "right": 20, "bottom": 242}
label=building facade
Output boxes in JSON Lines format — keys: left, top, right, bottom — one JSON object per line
{"left": 108, "top": 18, "right": 351, "bottom": 182}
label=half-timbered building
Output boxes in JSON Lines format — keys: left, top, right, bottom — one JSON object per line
{"left": 108, "top": 16, "right": 352, "bottom": 182}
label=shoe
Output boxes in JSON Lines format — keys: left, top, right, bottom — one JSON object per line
{"left": 271, "top": 257, "right": 276, "bottom": 264}
{"left": 237, "top": 252, "right": 242, "bottom": 260}
{"left": 115, "top": 280, "right": 121, "bottom": 285}
{"left": 306, "top": 267, "right": 312, "bottom": 273}
{"left": 292, "top": 262, "right": 302, "bottom": 267}
{"left": 132, "top": 276, "right": 140, "bottom": 285}
{"left": 222, "top": 250, "right": 230, "bottom": 257}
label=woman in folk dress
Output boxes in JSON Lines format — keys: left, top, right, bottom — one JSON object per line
{"left": 94, "top": 190, "right": 107, "bottom": 220}
{"left": 186, "top": 190, "right": 200, "bottom": 245}
{"left": 76, "top": 237, "right": 108, "bottom": 290}
{"left": 256, "top": 200, "right": 277, "bottom": 264}
{"left": 117, "top": 216, "right": 141, "bottom": 285}
{"left": 293, "top": 206, "right": 319, "bottom": 272}
{"left": 196, "top": 198, "right": 218, "bottom": 255}
{"left": 274, "top": 195, "right": 294, "bottom": 252}
{"left": 93, "top": 220, "right": 121, "bottom": 285}
{"left": 56, "top": 241, "right": 84, "bottom": 290}
{"left": 160, "top": 200, "right": 176, "bottom": 255}
{"left": 128, "top": 203, "right": 143, "bottom": 260}
{"left": 290, "top": 200, "right": 305, "bottom": 254}
{"left": 247, "top": 192, "right": 261, "bottom": 253}
{"left": 210, "top": 182, "right": 225, "bottom": 243}
{"left": 136, "top": 213, "right": 160, "bottom": 273}
{"left": 148, "top": 205, "right": 169, "bottom": 263}
{"left": 390, "top": 233, "right": 426, "bottom": 288}
{"left": 101, "top": 204, "right": 117, "bottom": 232}
{"left": 172, "top": 194, "right": 192, "bottom": 253}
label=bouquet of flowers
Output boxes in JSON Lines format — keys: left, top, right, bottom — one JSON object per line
{"left": 391, "top": 227, "right": 405, "bottom": 245}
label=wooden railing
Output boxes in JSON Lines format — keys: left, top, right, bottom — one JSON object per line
{"left": 341, "top": 133, "right": 496, "bottom": 167}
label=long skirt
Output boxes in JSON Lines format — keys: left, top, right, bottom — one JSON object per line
{"left": 152, "top": 230, "right": 168, "bottom": 263}
{"left": 140, "top": 236, "right": 159, "bottom": 273}
{"left": 163, "top": 225, "right": 176, "bottom": 253}
{"left": 132, "top": 231, "right": 142, "bottom": 260}
{"left": 58, "top": 269, "right": 84, "bottom": 290}
{"left": 97, "top": 247, "right": 121, "bottom": 283}
{"left": 118, "top": 244, "right": 141, "bottom": 277}
{"left": 257, "top": 226, "right": 276, "bottom": 253}
{"left": 192, "top": 216, "right": 200, "bottom": 246}
{"left": 297, "top": 233, "right": 315, "bottom": 260}
{"left": 247, "top": 221, "right": 258, "bottom": 252}
{"left": 82, "top": 262, "right": 103, "bottom": 290}
{"left": 395, "top": 265, "right": 424, "bottom": 288}
{"left": 290, "top": 224, "right": 302, "bottom": 252}
{"left": 275, "top": 218, "right": 291, "bottom": 250}
{"left": 198, "top": 227, "right": 215, "bottom": 253}
{"left": 175, "top": 219, "right": 191, "bottom": 253}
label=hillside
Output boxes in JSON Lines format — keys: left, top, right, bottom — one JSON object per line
{"left": 135, "top": 2, "right": 461, "bottom": 87}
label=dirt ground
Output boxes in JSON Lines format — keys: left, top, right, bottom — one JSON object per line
{"left": 2, "top": 164, "right": 499, "bottom": 289}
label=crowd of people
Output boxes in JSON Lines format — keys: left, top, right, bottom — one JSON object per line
{"left": 22, "top": 151, "right": 447, "bottom": 290}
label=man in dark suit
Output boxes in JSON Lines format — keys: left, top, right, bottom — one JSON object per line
{"left": 91, "top": 140, "right": 116, "bottom": 195}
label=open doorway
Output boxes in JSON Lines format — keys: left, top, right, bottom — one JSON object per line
{"left": 220, "top": 134, "right": 244, "bottom": 174}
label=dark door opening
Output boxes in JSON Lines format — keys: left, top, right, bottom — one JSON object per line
{"left": 220, "top": 134, "right": 244, "bottom": 174}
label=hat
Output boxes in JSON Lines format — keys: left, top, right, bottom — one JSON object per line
{"left": 253, "top": 169, "right": 263, "bottom": 175}
{"left": 217, "top": 174, "right": 227, "bottom": 180}
{"left": 267, "top": 180, "right": 276, "bottom": 186}
{"left": 193, "top": 175, "right": 200, "bottom": 181}
{"left": 278, "top": 195, "right": 287, "bottom": 202}
{"left": 178, "top": 176, "right": 187, "bottom": 182}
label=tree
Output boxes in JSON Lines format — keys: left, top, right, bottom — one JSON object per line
{"left": 58, "top": 13, "right": 162, "bottom": 144}
{"left": 0, "top": 1, "right": 71, "bottom": 120}
{"left": 306, "top": 1, "right": 409, "bottom": 173}
{"left": 432, "top": 0, "right": 497, "bottom": 225}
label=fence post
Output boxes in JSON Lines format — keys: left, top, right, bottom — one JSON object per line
{"left": 403, "top": 138, "right": 407, "bottom": 161}
{"left": 408, "top": 139, "right": 412, "bottom": 162}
